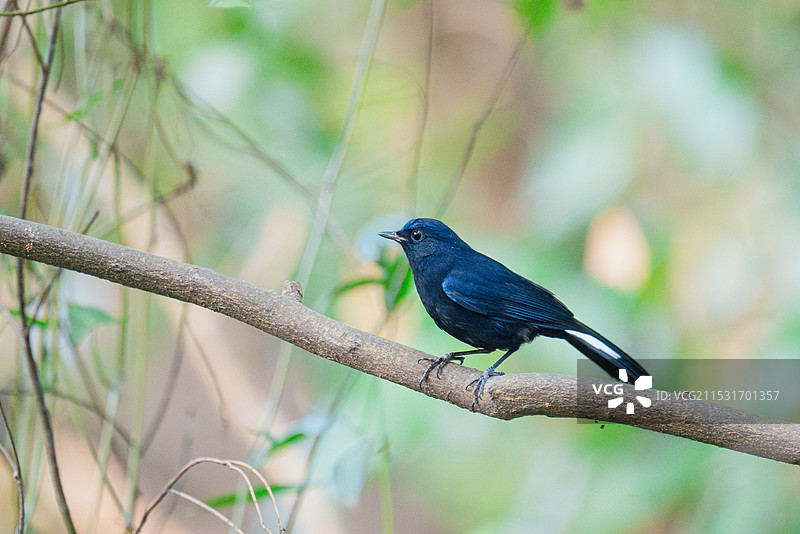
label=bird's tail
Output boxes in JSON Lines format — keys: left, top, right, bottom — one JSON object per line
{"left": 561, "top": 322, "right": 649, "bottom": 382}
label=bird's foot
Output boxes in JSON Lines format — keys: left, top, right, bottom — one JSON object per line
{"left": 466, "top": 369, "right": 505, "bottom": 410}
{"left": 418, "top": 353, "right": 465, "bottom": 387}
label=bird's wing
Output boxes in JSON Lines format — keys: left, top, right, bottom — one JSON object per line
{"left": 442, "top": 264, "right": 574, "bottom": 328}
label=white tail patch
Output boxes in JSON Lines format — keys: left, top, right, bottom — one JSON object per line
{"left": 565, "top": 330, "right": 621, "bottom": 361}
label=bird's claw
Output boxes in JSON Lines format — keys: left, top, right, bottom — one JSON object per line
{"left": 418, "top": 353, "right": 465, "bottom": 387}
{"left": 466, "top": 369, "right": 505, "bottom": 410}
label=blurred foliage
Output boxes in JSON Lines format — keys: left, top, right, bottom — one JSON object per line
{"left": 335, "top": 248, "right": 413, "bottom": 311}
{"left": 1, "top": 0, "right": 800, "bottom": 533}
{"left": 66, "top": 303, "right": 118, "bottom": 346}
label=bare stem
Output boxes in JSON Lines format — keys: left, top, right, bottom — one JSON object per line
{"left": 15, "top": 6, "right": 78, "bottom": 534}
{"left": 135, "top": 457, "right": 283, "bottom": 534}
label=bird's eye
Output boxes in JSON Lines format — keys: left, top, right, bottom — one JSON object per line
{"left": 410, "top": 230, "right": 423, "bottom": 242}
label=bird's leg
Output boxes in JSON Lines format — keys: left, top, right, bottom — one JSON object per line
{"left": 466, "top": 348, "right": 517, "bottom": 410}
{"left": 418, "top": 348, "right": 494, "bottom": 387}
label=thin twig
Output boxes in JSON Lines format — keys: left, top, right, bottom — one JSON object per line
{"left": 135, "top": 457, "right": 283, "bottom": 534}
{"left": 226, "top": 461, "right": 284, "bottom": 533}
{"left": 167, "top": 489, "right": 246, "bottom": 534}
{"left": 170, "top": 75, "right": 355, "bottom": 259}
{"left": 15, "top": 6, "right": 77, "bottom": 534}
{"left": 435, "top": 23, "right": 533, "bottom": 216}
{"left": 0, "top": 0, "right": 89, "bottom": 17}
{"left": 0, "top": 399, "right": 24, "bottom": 534}
{"left": 172, "top": 81, "right": 317, "bottom": 205}
{"left": 296, "top": 0, "right": 386, "bottom": 287}
{"left": 181, "top": 319, "right": 232, "bottom": 428}
{"left": 0, "top": 0, "right": 45, "bottom": 69}
{"left": 407, "top": 0, "right": 434, "bottom": 211}
{"left": 0, "top": 386, "right": 134, "bottom": 447}
{"left": 0, "top": 1, "right": 15, "bottom": 62}
{"left": 286, "top": 372, "right": 355, "bottom": 531}
{"left": 19, "top": 8, "right": 60, "bottom": 217}
{"left": 140, "top": 309, "right": 188, "bottom": 454}
{"left": 262, "top": 4, "right": 388, "bottom": 519}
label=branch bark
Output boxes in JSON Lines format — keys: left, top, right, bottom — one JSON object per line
{"left": 1, "top": 214, "right": 798, "bottom": 466}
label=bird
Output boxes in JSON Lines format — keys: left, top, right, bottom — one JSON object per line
{"left": 378, "top": 217, "right": 649, "bottom": 409}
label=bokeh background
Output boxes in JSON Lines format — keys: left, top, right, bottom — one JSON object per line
{"left": 2, "top": 0, "right": 800, "bottom": 532}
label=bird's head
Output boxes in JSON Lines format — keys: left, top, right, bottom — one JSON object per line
{"left": 378, "top": 218, "right": 465, "bottom": 263}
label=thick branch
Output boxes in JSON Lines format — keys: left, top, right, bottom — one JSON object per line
{"left": 0, "top": 214, "right": 798, "bottom": 465}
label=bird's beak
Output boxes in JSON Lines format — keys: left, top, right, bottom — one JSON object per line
{"left": 378, "top": 231, "right": 405, "bottom": 243}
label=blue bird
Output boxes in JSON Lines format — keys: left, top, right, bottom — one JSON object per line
{"left": 379, "top": 218, "right": 649, "bottom": 409}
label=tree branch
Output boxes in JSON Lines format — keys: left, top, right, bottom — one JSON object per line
{"left": 0, "top": 214, "right": 798, "bottom": 466}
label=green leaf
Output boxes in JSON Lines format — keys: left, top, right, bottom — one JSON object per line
{"left": 336, "top": 245, "right": 413, "bottom": 310}
{"left": 67, "top": 303, "right": 117, "bottom": 345}
{"left": 204, "top": 484, "right": 293, "bottom": 509}
{"left": 65, "top": 80, "right": 124, "bottom": 122}
{"left": 65, "top": 91, "right": 104, "bottom": 122}
{"left": 382, "top": 261, "right": 413, "bottom": 310}
{"left": 514, "top": 0, "right": 558, "bottom": 30}
{"left": 208, "top": 0, "right": 251, "bottom": 7}
{"left": 6, "top": 308, "right": 49, "bottom": 328}
{"left": 389, "top": 265, "right": 414, "bottom": 308}
{"left": 334, "top": 277, "right": 385, "bottom": 297}
{"left": 266, "top": 431, "right": 307, "bottom": 456}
